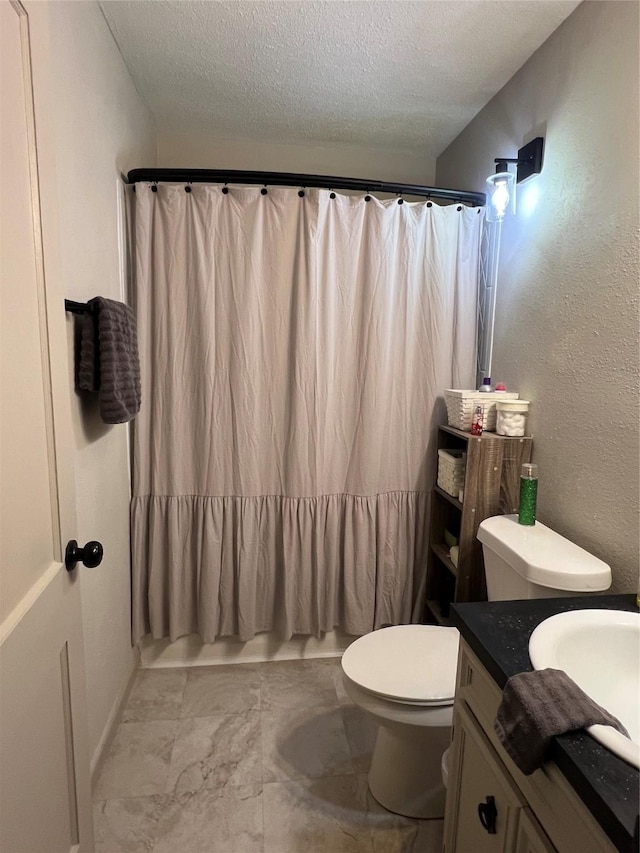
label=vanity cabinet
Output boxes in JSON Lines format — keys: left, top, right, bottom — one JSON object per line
{"left": 443, "top": 641, "right": 618, "bottom": 853}
{"left": 446, "top": 701, "right": 525, "bottom": 851}
{"left": 515, "top": 810, "right": 558, "bottom": 853}
{"left": 446, "top": 700, "right": 556, "bottom": 852}
{"left": 425, "top": 425, "right": 532, "bottom": 624}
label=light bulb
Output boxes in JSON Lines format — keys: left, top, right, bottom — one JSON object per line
{"left": 492, "top": 180, "right": 510, "bottom": 218}
{"left": 485, "top": 171, "right": 515, "bottom": 222}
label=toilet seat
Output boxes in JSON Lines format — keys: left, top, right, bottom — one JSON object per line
{"left": 342, "top": 624, "right": 459, "bottom": 706}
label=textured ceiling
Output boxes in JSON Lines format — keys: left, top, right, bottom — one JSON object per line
{"left": 100, "top": 0, "right": 581, "bottom": 157}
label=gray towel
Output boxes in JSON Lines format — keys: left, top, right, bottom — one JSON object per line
{"left": 494, "top": 668, "right": 629, "bottom": 775}
{"left": 77, "top": 297, "right": 141, "bottom": 424}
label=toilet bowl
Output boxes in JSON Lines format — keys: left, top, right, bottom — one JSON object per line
{"left": 341, "top": 624, "right": 459, "bottom": 818}
{"left": 342, "top": 514, "right": 611, "bottom": 819}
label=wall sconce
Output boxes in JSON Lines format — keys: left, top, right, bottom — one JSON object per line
{"left": 486, "top": 137, "right": 544, "bottom": 222}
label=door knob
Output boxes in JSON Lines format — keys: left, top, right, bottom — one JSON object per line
{"left": 65, "top": 540, "right": 103, "bottom": 571}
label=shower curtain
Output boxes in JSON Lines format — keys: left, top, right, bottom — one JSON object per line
{"left": 131, "top": 184, "right": 482, "bottom": 643}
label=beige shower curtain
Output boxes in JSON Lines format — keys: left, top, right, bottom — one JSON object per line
{"left": 131, "top": 184, "right": 482, "bottom": 643}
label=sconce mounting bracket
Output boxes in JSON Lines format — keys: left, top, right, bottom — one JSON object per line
{"left": 516, "top": 137, "right": 544, "bottom": 183}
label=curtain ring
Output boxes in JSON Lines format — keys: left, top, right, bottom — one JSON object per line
{"left": 298, "top": 188, "right": 305, "bottom": 197}
{"left": 329, "top": 190, "right": 336, "bottom": 199}
{"left": 397, "top": 194, "right": 404, "bottom": 205}
{"left": 222, "top": 184, "right": 229, "bottom": 195}
{"left": 151, "top": 182, "right": 158, "bottom": 193}
{"left": 457, "top": 205, "right": 463, "bottom": 211}
{"left": 185, "top": 183, "right": 192, "bottom": 193}
{"left": 261, "top": 185, "right": 268, "bottom": 195}
{"left": 427, "top": 201, "right": 433, "bottom": 208}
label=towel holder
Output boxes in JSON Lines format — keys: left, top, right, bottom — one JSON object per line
{"left": 64, "top": 299, "right": 95, "bottom": 315}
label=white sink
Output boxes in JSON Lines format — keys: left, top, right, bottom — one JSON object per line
{"left": 529, "top": 609, "right": 640, "bottom": 769}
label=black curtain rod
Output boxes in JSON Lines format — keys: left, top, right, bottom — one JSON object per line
{"left": 126, "top": 169, "right": 485, "bottom": 207}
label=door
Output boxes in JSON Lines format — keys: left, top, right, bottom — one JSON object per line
{"left": 444, "top": 702, "right": 524, "bottom": 852}
{"left": 516, "top": 809, "right": 558, "bottom": 853}
{"left": 0, "top": 1, "right": 93, "bottom": 851}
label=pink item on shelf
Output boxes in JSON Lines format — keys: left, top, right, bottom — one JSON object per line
{"left": 470, "top": 405, "right": 483, "bottom": 436}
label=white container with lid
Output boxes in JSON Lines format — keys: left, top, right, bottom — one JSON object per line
{"left": 496, "top": 399, "right": 530, "bottom": 436}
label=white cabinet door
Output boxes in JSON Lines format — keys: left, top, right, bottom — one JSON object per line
{"left": 0, "top": 2, "right": 93, "bottom": 850}
{"left": 516, "top": 809, "right": 557, "bottom": 853}
{"left": 444, "top": 701, "right": 525, "bottom": 852}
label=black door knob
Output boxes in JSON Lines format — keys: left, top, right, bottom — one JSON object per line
{"left": 65, "top": 539, "right": 103, "bottom": 571}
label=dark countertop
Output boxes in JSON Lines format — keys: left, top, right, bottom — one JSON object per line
{"left": 451, "top": 594, "right": 639, "bottom": 853}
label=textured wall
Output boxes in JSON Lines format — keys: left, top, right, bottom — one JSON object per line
{"left": 437, "top": 1, "right": 639, "bottom": 592}
{"left": 157, "top": 131, "right": 436, "bottom": 185}
{"left": 46, "top": 1, "right": 156, "bottom": 770}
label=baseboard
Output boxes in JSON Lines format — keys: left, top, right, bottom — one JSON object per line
{"left": 90, "top": 646, "right": 140, "bottom": 786}
{"left": 139, "top": 629, "right": 357, "bottom": 668}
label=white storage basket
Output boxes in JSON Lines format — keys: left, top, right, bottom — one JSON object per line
{"left": 443, "top": 390, "right": 519, "bottom": 432}
{"left": 437, "top": 449, "right": 466, "bottom": 496}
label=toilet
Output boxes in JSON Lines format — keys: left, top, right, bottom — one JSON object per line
{"left": 342, "top": 624, "right": 459, "bottom": 819}
{"left": 478, "top": 514, "right": 612, "bottom": 600}
{"left": 341, "top": 514, "right": 611, "bottom": 819}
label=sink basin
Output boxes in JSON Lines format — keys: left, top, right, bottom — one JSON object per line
{"left": 529, "top": 609, "right": 640, "bottom": 769}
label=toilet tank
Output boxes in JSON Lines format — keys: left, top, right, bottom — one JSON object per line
{"left": 477, "top": 515, "right": 611, "bottom": 601}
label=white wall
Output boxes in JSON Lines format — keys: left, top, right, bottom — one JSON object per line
{"left": 45, "top": 1, "right": 156, "bottom": 770}
{"left": 159, "top": 131, "right": 435, "bottom": 185}
{"left": 437, "top": 1, "right": 639, "bottom": 592}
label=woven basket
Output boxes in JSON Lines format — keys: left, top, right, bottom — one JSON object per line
{"left": 437, "top": 449, "right": 466, "bottom": 496}
{"left": 444, "top": 390, "right": 519, "bottom": 432}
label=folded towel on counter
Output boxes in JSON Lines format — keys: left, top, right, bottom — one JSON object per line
{"left": 494, "top": 668, "right": 629, "bottom": 775}
{"left": 77, "top": 297, "right": 141, "bottom": 424}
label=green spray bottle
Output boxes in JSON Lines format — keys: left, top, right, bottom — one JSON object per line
{"left": 518, "top": 463, "right": 538, "bottom": 526}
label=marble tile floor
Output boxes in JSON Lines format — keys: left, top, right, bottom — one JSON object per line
{"left": 94, "top": 657, "right": 444, "bottom": 853}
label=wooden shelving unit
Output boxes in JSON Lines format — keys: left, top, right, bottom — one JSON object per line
{"left": 424, "top": 425, "right": 533, "bottom": 626}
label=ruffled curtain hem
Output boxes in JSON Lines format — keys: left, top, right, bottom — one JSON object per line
{"left": 131, "top": 491, "right": 429, "bottom": 644}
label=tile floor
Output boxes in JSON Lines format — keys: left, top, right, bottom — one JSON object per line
{"left": 93, "top": 657, "right": 444, "bottom": 853}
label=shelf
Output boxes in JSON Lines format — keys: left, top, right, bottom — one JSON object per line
{"left": 430, "top": 544, "right": 458, "bottom": 577}
{"left": 427, "top": 424, "right": 533, "bottom": 607}
{"left": 434, "top": 485, "right": 463, "bottom": 511}
{"left": 425, "top": 599, "right": 452, "bottom": 627}
{"left": 440, "top": 424, "right": 532, "bottom": 442}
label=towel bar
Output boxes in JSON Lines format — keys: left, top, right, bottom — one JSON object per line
{"left": 64, "top": 299, "right": 95, "bottom": 314}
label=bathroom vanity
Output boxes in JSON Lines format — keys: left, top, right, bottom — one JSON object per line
{"left": 443, "top": 594, "right": 639, "bottom": 853}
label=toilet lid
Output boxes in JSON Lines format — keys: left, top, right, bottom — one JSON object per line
{"left": 342, "top": 625, "right": 459, "bottom": 704}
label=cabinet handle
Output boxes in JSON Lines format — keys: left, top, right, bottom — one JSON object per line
{"left": 477, "top": 795, "right": 497, "bottom": 834}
